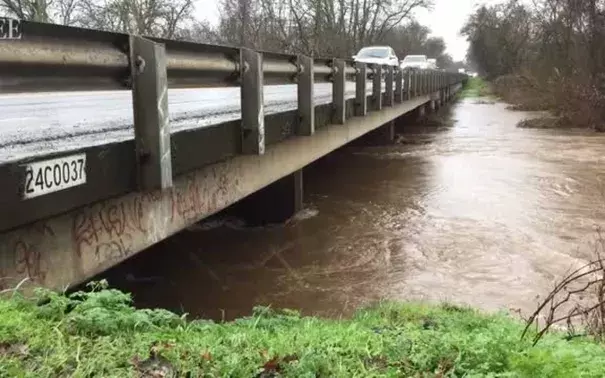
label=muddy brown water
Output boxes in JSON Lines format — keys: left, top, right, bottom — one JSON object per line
{"left": 100, "top": 98, "right": 605, "bottom": 321}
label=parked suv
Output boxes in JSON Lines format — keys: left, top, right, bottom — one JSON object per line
{"left": 400, "top": 55, "right": 429, "bottom": 70}
{"left": 353, "top": 46, "right": 399, "bottom": 68}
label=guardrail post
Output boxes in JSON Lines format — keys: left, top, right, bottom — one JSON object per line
{"left": 425, "top": 71, "right": 429, "bottom": 94}
{"left": 407, "top": 70, "right": 412, "bottom": 100}
{"left": 372, "top": 64, "right": 382, "bottom": 110}
{"left": 415, "top": 71, "right": 419, "bottom": 95}
{"left": 297, "top": 54, "right": 314, "bottom": 135}
{"left": 385, "top": 66, "right": 394, "bottom": 106}
{"left": 423, "top": 71, "right": 427, "bottom": 94}
{"left": 129, "top": 35, "right": 172, "bottom": 191}
{"left": 332, "top": 59, "right": 346, "bottom": 124}
{"left": 395, "top": 67, "right": 403, "bottom": 103}
{"left": 426, "top": 71, "right": 430, "bottom": 93}
{"left": 414, "top": 71, "right": 419, "bottom": 97}
{"left": 355, "top": 63, "right": 367, "bottom": 116}
{"left": 240, "top": 48, "right": 264, "bottom": 154}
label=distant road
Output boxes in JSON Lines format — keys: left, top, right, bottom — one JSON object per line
{"left": 0, "top": 81, "right": 380, "bottom": 163}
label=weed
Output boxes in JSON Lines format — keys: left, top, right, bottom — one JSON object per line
{"left": 1, "top": 285, "right": 605, "bottom": 377}
{"left": 459, "top": 77, "right": 493, "bottom": 99}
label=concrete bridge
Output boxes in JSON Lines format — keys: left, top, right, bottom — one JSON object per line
{"left": 0, "top": 20, "right": 466, "bottom": 291}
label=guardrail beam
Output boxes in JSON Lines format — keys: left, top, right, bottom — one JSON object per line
{"left": 129, "top": 35, "right": 172, "bottom": 191}
{"left": 297, "top": 54, "right": 314, "bottom": 135}
{"left": 332, "top": 59, "right": 346, "bottom": 124}
{"left": 240, "top": 48, "right": 265, "bottom": 154}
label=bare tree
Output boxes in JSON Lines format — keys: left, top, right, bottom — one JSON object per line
{"left": 60, "top": 0, "right": 195, "bottom": 38}
{"left": 1, "top": 0, "right": 53, "bottom": 22}
{"left": 214, "top": 0, "right": 433, "bottom": 57}
{"left": 462, "top": 0, "right": 605, "bottom": 128}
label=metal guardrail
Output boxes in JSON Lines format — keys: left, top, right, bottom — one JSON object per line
{"left": 0, "top": 20, "right": 468, "bottom": 233}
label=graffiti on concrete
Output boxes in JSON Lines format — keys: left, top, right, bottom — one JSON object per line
{"left": 1, "top": 163, "right": 242, "bottom": 289}
{"left": 13, "top": 223, "right": 53, "bottom": 284}
{"left": 171, "top": 175, "right": 204, "bottom": 224}
{"left": 72, "top": 192, "right": 161, "bottom": 263}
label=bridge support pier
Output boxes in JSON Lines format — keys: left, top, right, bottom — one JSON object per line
{"left": 415, "top": 104, "right": 426, "bottom": 120}
{"left": 228, "top": 169, "right": 304, "bottom": 225}
{"left": 357, "top": 121, "right": 395, "bottom": 145}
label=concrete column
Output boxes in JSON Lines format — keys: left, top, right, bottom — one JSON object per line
{"left": 228, "top": 169, "right": 303, "bottom": 225}
{"left": 416, "top": 104, "right": 426, "bottom": 120}
{"left": 357, "top": 121, "right": 395, "bottom": 145}
{"left": 381, "top": 121, "right": 395, "bottom": 143}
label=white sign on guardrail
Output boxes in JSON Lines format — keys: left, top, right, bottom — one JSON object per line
{"left": 22, "top": 153, "right": 87, "bottom": 199}
{"left": 0, "top": 18, "right": 22, "bottom": 40}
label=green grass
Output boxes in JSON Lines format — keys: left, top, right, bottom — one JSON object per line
{"left": 1, "top": 282, "right": 605, "bottom": 377}
{"left": 459, "top": 77, "right": 492, "bottom": 98}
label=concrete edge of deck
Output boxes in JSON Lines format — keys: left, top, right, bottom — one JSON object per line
{"left": 0, "top": 86, "right": 461, "bottom": 291}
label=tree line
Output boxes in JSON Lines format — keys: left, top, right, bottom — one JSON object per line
{"left": 1, "top": 0, "right": 464, "bottom": 70}
{"left": 461, "top": 0, "right": 605, "bottom": 129}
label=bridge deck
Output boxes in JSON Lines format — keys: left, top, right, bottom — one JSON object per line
{"left": 0, "top": 82, "right": 384, "bottom": 163}
{"left": 0, "top": 80, "right": 407, "bottom": 234}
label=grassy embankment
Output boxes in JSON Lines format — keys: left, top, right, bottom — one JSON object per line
{"left": 458, "top": 77, "right": 493, "bottom": 99}
{"left": 1, "top": 282, "right": 605, "bottom": 377}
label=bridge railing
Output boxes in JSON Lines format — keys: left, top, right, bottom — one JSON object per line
{"left": 0, "top": 20, "right": 467, "bottom": 233}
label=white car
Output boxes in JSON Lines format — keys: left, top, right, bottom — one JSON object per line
{"left": 400, "top": 55, "right": 429, "bottom": 70}
{"left": 352, "top": 46, "right": 399, "bottom": 68}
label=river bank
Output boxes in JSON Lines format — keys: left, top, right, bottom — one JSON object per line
{"left": 1, "top": 283, "right": 605, "bottom": 377}
{"left": 469, "top": 74, "right": 605, "bottom": 131}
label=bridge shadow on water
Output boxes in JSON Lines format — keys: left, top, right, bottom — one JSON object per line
{"left": 87, "top": 105, "right": 457, "bottom": 321}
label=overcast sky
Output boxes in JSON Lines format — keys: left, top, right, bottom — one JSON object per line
{"left": 193, "top": 0, "right": 505, "bottom": 62}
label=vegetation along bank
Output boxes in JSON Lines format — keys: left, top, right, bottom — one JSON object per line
{"left": 1, "top": 281, "right": 605, "bottom": 377}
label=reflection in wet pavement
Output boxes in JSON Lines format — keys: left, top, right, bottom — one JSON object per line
{"left": 101, "top": 99, "right": 605, "bottom": 320}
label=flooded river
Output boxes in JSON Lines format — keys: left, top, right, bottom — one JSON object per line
{"left": 101, "top": 98, "right": 605, "bottom": 320}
